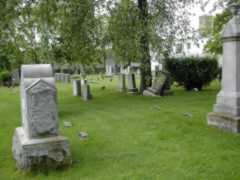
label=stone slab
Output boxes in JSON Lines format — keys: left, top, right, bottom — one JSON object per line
{"left": 81, "top": 84, "right": 92, "bottom": 101}
{"left": 143, "top": 90, "right": 157, "bottom": 97}
{"left": 118, "top": 74, "right": 126, "bottom": 92}
{"left": 73, "top": 80, "right": 81, "bottom": 96}
{"left": 127, "top": 73, "right": 138, "bottom": 94}
{"left": 207, "top": 112, "right": 240, "bottom": 133}
{"left": 12, "top": 127, "right": 71, "bottom": 170}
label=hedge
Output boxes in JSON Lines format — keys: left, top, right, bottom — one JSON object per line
{"left": 165, "top": 56, "right": 219, "bottom": 91}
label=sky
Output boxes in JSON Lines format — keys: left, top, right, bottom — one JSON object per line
{"left": 190, "top": 0, "right": 223, "bottom": 29}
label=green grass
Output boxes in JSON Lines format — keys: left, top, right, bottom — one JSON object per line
{"left": 0, "top": 76, "right": 240, "bottom": 180}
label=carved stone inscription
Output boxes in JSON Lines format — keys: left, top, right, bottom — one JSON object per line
{"left": 27, "top": 80, "right": 58, "bottom": 138}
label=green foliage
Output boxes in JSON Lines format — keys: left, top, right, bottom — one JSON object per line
{"left": 0, "top": 70, "right": 11, "bottom": 85}
{"left": 0, "top": 56, "right": 11, "bottom": 70}
{"left": 108, "top": 0, "right": 141, "bottom": 64}
{"left": 0, "top": 0, "right": 197, "bottom": 76}
{"left": 199, "top": 16, "right": 213, "bottom": 37}
{"left": 107, "top": 0, "right": 196, "bottom": 91}
{"left": 0, "top": 0, "right": 22, "bottom": 68}
{"left": 204, "top": 10, "right": 232, "bottom": 55}
{"left": 71, "top": 74, "right": 81, "bottom": 80}
{"left": 165, "top": 57, "right": 219, "bottom": 91}
{"left": 107, "top": 0, "right": 196, "bottom": 65}
{"left": 57, "top": 0, "right": 104, "bottom": 65}
{"left": 0, "top": 0, "right": 104, "bottom": 66}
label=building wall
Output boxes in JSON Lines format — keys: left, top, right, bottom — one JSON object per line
{"left": 173, "top": 38, "right": 209, "bottom": 57}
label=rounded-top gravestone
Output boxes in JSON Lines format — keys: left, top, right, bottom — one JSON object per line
{"left": 12, "top": 64, "right": 71, "bottom": 170}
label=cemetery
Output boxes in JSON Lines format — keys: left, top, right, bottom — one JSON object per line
{"left": 2, "top": 75, "right": 240, "bottom": 179}
{"left": 1, "top": 0, "right": 240, "bottom": 179}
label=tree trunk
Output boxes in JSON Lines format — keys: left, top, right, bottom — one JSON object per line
{"left": 138, "top": 0, "right": 152, "bottom": 94}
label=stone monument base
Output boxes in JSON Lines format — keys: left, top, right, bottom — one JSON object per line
{"left": 12, "top": 127, "right": 71, "bottom": 170}
{"left": 207, "top": 112, "right": 240, "bottom": 133}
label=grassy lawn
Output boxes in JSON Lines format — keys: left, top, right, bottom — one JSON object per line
{"left": 1, "top": 76, "right": 240, "bottom": 180}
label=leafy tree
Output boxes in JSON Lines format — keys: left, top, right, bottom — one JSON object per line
{"left": 0, "top": 0, "right": 201, "bottom": 81}
{"left": 0, "top": 0, "right": 103, "bottom": 69}
{"left": 204, "top": 0, "right": 240, "bottom": 55}
{"left": 204, "top": 10, "right": 232, "bottom": 55}
{"left": 56, "top": 0, "right": 104, "bottom": 66}
{"left": 108, "top": 0, "right": 196, "bottom": 93}
{"left": 0, "top": 0, "right": 22, "bottom": 69}
{"left": 14, "top": 0, "right": 61, "bottom": 64}
{"left": 108, "top": 0, "right": 141, "bottom": 66}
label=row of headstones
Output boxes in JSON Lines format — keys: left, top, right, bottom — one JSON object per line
{"left": 55, "top": 73, "right": 71, "bottom": 83}
{"left": 72, "top": 79, "right": 92, "bottom": 101}
{"left": 55, "top": 73, "right": 92, "bottom": 100}
{"left": 118, "top": 73, "right": 138, "bottom": 94}
{"left": 118, "top": 72, "right": 171, "bottom": 96}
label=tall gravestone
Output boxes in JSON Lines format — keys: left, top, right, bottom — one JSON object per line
{"left": 12, "top": 64, "right": 71, "bottom": 170}
{"left": 73, "top": 79, "right": 81, "bottom": 96}
{"left": 208, "top": 4, "right": 240, "bottom": 132}
{"left": 127, "top": 73, "right": 138, "bottom": 94}
{"left": 81, "top": 79, "right": 92, "bottom": 101}
{"left": 118, "top": 74, "right": 126, "bottom": 92}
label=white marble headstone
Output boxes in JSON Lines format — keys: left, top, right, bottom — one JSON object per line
{"left": 208, "top": 4, "right": 240, "bottom": 132}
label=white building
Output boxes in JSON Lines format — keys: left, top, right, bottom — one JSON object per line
{"left": 172, "top": 37, "right": 209, "bottom": 57}
{"left": 172, "top": 15, "right": 214, "bottom": 57}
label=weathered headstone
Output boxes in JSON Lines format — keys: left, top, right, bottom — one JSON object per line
{"left": 60, "top": 73, "right": 65, "bottom": 83}
{"left": 54, "top": 73, "right": 58, "bottom": 81}
{"left": 208, "top": 4, "right": 240, "bottom": 132}
{"left": 64, "top": 74, "right": 71, "bottom": 83}
{"left": 81, "top": 80, "right": 92, "bottom": 101}
{"left": 143, "top": 77, "right": 164, "bottom": 96}
{"left": 54, "top": 73, "right": 61, "bottom": 82}
{"left": 127, "top": 73, "right": 138, "bottom": 94}
{"left": 73, "top": 80, "right": 81, "bottom": 96}
{"left": 12, "top": 64, "right": 71, "bottom": 170}
{"left": 143, "top": 72, "right": 171, "bottom": 97}
{"left": 118, "top": 74, "right": 126, "bottom": 92}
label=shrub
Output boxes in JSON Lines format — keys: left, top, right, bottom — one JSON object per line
{"left": 0, "top": 70, "right": 11, "bottom": 86}
{"left": 0, "top": 56, "right": 11, "bottom": 71}
{"left": 165, "top": 56, "right": 219, "bottom": 91}
{"left": 71, "top": 74, "right": 82, "bottom": 80}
